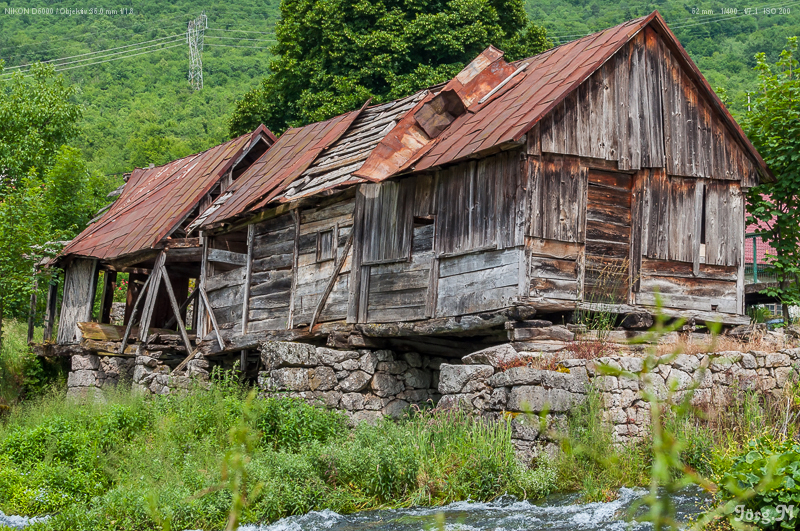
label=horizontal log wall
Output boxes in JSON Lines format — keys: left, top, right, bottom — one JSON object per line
{"left": 247, "top": 213, "right": 296, "bottom": 332}
{"left": 293, "top": 197, "right": 354, "bottom": 326}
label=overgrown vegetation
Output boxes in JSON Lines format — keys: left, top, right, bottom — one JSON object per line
{"left": 0, "top": 320, "right": 65, "bottom": 409}
{"left": 0, "top": 371, "right": 555, "bottom": 530}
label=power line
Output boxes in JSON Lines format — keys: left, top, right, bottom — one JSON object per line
{"left": 1, "top": 42, "right": 184, "bottom": 77}
{"left": 206, "top": 28, "right": 276, "bottom": 35}
{"left": 54, "top": 43, "right": 184, "bottom": 72}
{"left": 205, "top": 35, "right": 276, "bottom": 42}
{"left": 4, "top": 34, "right": 185, "bottom": 70}
{"left": 205, "top": 44, "right": 271, "bottom": 49}
{"left": 1, "top": 38, "right": 184, "bottom": 76}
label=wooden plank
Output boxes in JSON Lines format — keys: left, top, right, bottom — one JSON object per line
{"left": 57, "top": 258, "right": 98, "bottom": 344}
{"left": 310, "top": 232, "right": 353, "bottom": 329}
{"left": 288, "top": 210, "right": 301, "bottom": 328}
{"left": 207, "top": 283, "right": 245, "bottom": 309}
{"left": 527, "top": 237, "right": 582, "bottom": 260}
{"left": 641, "top": 258, "right": 737, "bottom": 280}
{"left": 637, "top": 291, "right": 737, "bottom": 314}
{"left": 164, "top": 289, "right": 199, "bottom": 329}
{"left": 159, "top": 265, "right": 194, "bottom": 355}
{"left": 369, "top": 268, "right": 431, "bottom": 292}
{"left": 207, "top": 248, "right": 247, "bottom": 266}
{"left": 586, "top": 220, "right": 631, "bottom": 244}
{"left": 120, "top": 274, "right": 152, "bottom": 351}
{"left": 438, "top": 247, "right": 520, "bottom": 278}
{"left": 241, "top": 224, "right": 255, "bottom": 334}
{"left": 199, "top": 286, "right": 225, "bottom": 350}
{"left": 436, "top": 285, "right": 518, "bottom": 317}
{"left": 250, "top": 270, "right": 292, "bottom": 296}
{"left": 347, "top": 190, "right": 365, "bottom": 324}
{"left": 640, "top": 275, "right": 736, "bottom": 298}
{"left": 530, "top": 277, "right": 579, "bottom": 300}
{"left": 630, "top": 170, "right": 645, "bottom": 295}
{"left": 98, "top": 270, "right": 116, "bottom": 324}
{"left": 529, "top": 257, "right": 578, "bottom": 281}
{"left": 205, "top": 267, "right": 246, "bottom": 292}
{"left": 43, "top": 281, "right": 58, "bottom": 341}
{"left": 138, "top": 253, "right": 166, "bottom": 344}
{"left": 250, "top": 291, "right": 291, "bottom": 310}
{"left": 586, "top": 240, "right": 629, "bottom": 259}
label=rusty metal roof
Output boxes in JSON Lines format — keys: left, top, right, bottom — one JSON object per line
{"left": 198, "top": 111, "right": 361, "bottom": 229}
{"left": 413, "top": 11, "right": 770, "bottom": 177}
{"left": 60, "top": 125, "right": 275, "bottom": 262}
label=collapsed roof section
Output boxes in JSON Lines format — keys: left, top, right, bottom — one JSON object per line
{"left": 58, "top": 124, "right": 275, "bottom": 265}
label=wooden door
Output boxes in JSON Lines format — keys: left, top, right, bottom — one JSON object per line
{"left": 584, "top": 169, "right": 632, "bottom": 303}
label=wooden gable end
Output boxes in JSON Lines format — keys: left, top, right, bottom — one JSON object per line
{"left": 536, "top": 25, "right": 759, "bottom": 187}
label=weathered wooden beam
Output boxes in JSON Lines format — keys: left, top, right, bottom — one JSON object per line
{"left": 138, "top": 252, "right": 166, "bottom": 344}
{"left": 98, "top": 270, "right": 117, "bottom": 324}
{"left": 207, "top": 248, "right": 247, "bottom": 266}
{"left": 241, "top": 224, "right": 255, "bottom": 334}
{"left": 164, "top": 289, "right": 198, "bottom": 329}
{"left": 43, "top": 280, "right": 58, "bottom": 342}
{"left": 159, "top": 265, "right": 194, "bottom": 356}
{"left": 287, "top": 210, "right": 300, "bottom": 329}
{"left": 310, "top": 231, "right": 353, "bottom": 330}
{"left": 82, "top": 339, "right": 137, "bottom": 356}
{"left": 355, "top": 310, "right": 511, "bottom": 338}
{"left": 198, "top": 286, "right": 225, "bottom": 350}
{"left": 162, "top": 238, "right": 201, "bottom": 249}
{"left": 119, "top": 273, "right": 153, "bottom": 352}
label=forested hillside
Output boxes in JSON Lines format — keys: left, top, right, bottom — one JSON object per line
{"left": 0, "top": 0, "right": 797, "bottom": 176}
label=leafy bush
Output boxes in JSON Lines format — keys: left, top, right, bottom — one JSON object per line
{"left": 716, "top": 437, "right": 800, "bottom": 530}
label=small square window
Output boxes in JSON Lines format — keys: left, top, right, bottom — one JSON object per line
{"left": 316, "top": 229, "right": 335, "bottom": 262}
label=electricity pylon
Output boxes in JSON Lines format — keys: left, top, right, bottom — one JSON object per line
{"left": 187, "top": 12, "right": 207, "bottom": 90}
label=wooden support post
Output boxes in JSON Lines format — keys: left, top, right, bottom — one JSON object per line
{"left": 241, "top": 224, "right": 255, "bottom": 335}
{"left": 164, "top": 289, "right": 198, "bottom": 330}
{"left": 138, "top": 252, "right": 166, "bottom": 344}
{"left": 119, "top": 274, "right": 153, "bottom": 353}
{"left": 240, "top": 350, "right": 247, "bottom": 375}
{"left": 287, "top": 210, "right": 300, "bottom": 329}
{"left": 43, "top": 280, "right": 58, "bottom": 342}
{"left": 27, "top": 272, "right": 37, "bottom": 344}
{"left": 98, "top": 270, "right": 117, "bottom": 324}
{"left": 159, "top": 265, "right": 194, "bottom": 355}
{"left": 198, "top": 286, "right": 224, "bottom": 350}
{"left": 310, "top": 232, "right": 353, "bottom": 330}
{"left": 347, "top": 191, "right": 365, "bottom": 324}
{"left": 198, "top": 236, "right": 210, "bottom": 338}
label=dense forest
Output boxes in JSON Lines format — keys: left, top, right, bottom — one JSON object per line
{"left": 0, "top": 0, "right": 797, "bottom": 176}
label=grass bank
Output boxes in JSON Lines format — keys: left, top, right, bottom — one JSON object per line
{"left": 0, "top": 371, "right": 556, "bottom": 531}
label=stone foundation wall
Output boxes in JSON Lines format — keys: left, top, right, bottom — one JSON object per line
{"left": 66, "top": 354, "right": 135, "bottom": 398}
{"left": 436, "top": 344, "right": 800, "bottom": 454}
{"left": 257, "top": 341, "right": 447, "bottom": 423}
{"left": 131, "top": 350, "right": 210, "bottom": 395}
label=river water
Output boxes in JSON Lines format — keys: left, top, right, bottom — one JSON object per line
{"left": 242, "top": 487, "right": 711, "bottom": 531}
{"left": 1, "top": 487, "right": 710, "bottom": 530}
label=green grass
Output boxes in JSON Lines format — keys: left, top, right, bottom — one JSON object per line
{"left": 0, "top": 320, "right": 65, "bottom": 408}
{"left": 0, "top": 371, "right": 556, "bottom": 530}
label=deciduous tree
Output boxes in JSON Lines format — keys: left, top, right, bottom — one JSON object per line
{"left": 229, "top": 0, "right": 551, "bottom": 135}
{"left": 744, "top": 37, "right": 800, "bottom": 320}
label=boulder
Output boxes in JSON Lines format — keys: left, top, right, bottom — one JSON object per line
{"left": 403, "top": 352, "right": 423, "bottom": 368}
{"left": 72, "top": 354, "right": 100, "bottom": 371}
{"left": 316, "top": 347, "right": 361, "bottom": 366}
{"left": 727, "top": 323, "right": 767, "bottom": 341}
{"left": 359, "top": 351, "right": 380, "bottom": 374}
{"left": 267, "top": 368, "right": 310, "bottom": 391}
{"left": 371, "top": 372, "right": 404, "bottom": 397}
{"left": 510, "top": 325, "right": 574, "bottom": 342}
{"left": 260, "top": 341, "right": 318, "bottom": 369}
{"left": 67, "top": 369, "right": 97, "bottom": 388}
{"left": 404, "top": 368, "right": 432, "bottom": 389}
{"left": 338, "top": 370, "right": 372, "bottom": 393}
{"left": 376, "top": 360, "right": 408, "bottom": 374}
{"left": 309, "top": 367, "right": 338, "bottom": 391}
{"left": 438, "top": 364, "right": 493, "bottom": 394}
{"left": 488, "top": 366, "right": 544, "bottom": 387}
{"left": 462, "top": 344, "right": 519, "bottom": 368}
{"left": 507, "top": 386, "right": 581, "bottom": 413}
{"left": 382, "top": 399, "right": 410, "bottom": 419}
{"left": 341, "top": 393, "right": 365, "bottom": 410}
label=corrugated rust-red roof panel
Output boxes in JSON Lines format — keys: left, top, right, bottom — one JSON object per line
{"left": 60, "top": 125, "right": 274, "bottom": 261}
{"left": 200, "top": 111, "right": 360, "bottom": 227}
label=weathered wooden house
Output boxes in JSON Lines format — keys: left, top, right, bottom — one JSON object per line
{"left": 49, "top": 125, "right": 275, "bottom": 355}
{"left": 50, "top": 12, "right": 772, "bottom": 370}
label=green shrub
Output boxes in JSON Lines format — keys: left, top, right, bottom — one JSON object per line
{"left": 716, "top": 437, "right": 800, "bottom": 530}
